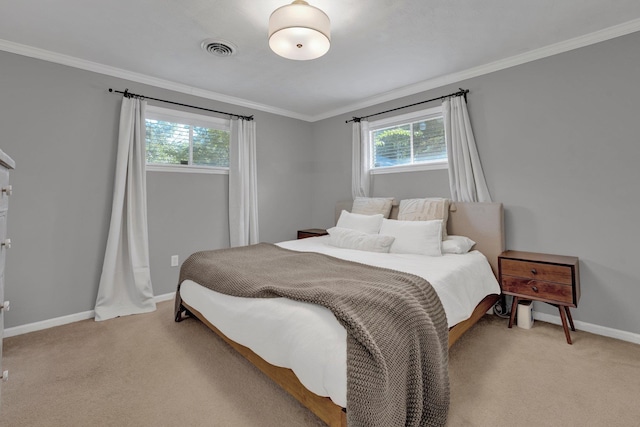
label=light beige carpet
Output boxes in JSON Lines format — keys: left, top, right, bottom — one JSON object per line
{"left": 2, "top": 301, "right": 639, "bottom": 427}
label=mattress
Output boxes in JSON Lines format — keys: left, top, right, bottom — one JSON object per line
{"left": 179, "top": 235, "right": 500, "bottom": 407}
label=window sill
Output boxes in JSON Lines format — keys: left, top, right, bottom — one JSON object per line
{"left": 370, "top": 161, "right": 448, "bottom": 175}
{"left": 146, "top": 164, "right": 229, "bottom": 175}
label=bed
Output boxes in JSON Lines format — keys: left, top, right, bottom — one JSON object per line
{"left": 175, "top": 200, "right": 504, "bottom": 427}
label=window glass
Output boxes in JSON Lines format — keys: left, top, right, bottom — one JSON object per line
{"left": 193, "top": 126, "right": 229, "bottom": 167}
{"left": 145, "top": 120, "right": 189, "bottom": 165}
{"left": 412, "top": 117, "right": 445, "bottom": 163}
{"left": 369, "top": 107, "right": 447, "bottom": 172}
{"left": 145, "top": 106, "right": 230, "bottom": 171}
{"left": 372, "top": 124, "right": 412, "bottom": 167}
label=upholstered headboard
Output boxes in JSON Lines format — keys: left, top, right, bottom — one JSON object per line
{"left": 335, "top": 200, "right": 505, "bottom": 277}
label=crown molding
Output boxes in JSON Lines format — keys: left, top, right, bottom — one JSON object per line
{"left": 2, "top": 17, "right": 640, "bottom": 123}
{"left": 310, "top": 18, "right": 640, "bottom": 122}
{"left": 0, "top": 39, "right": 312, "bottom": 121}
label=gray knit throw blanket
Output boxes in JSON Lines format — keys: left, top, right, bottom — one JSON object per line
{"left": 176, "top": 243, "right": 449, "bottom": 427}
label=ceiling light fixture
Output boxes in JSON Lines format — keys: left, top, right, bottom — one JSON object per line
{"left": 268, "top": 0, "right": 331, "bottom": 61}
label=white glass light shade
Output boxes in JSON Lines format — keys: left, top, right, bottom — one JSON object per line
{"left": 269, "top": 0, "right": 330, "bottom": 60}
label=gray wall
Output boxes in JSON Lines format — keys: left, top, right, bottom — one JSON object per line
{"left": 2, "top": 29, "right": 640, "bottom": 337}
{"left": 310, "top": 31, "right": 640, "bottom": 335}
{"left": 0, "top": 51, "right": 314, "bottom": 328}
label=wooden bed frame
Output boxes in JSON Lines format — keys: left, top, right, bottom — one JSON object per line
{"left": 176, "top": 201, "right": 504, "bottom": 427}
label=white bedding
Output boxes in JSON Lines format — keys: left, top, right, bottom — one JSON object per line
{"left": 179, "top": 235, "right": 500, "bottom": 407}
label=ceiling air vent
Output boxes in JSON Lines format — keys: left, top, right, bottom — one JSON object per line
{"left": 201, "top": 39, "right": 237, "bottom": 57}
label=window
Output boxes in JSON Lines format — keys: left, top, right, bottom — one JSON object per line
{"left": 145, "top": 106, "right": 230, "bottom": 174}
{"left": 369, "top": 106, "right": 447, "bottom": 174}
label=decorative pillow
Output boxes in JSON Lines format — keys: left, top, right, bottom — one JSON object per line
{"left": 378, "top": 219, "right": 442, "bottom": 256}
{"left": 442, "top": 235, "right": 476, "bottom": 254}
{"left": 397, "top": 198, "right": 450, "bottom": 239}
{"left": 336, "top": 210, "right": 384, "bottom": 234}
{"left": 327, "top": 227, "right": 395, "bottom": 253}
{"left": 351, "top": 197, "right": 394, "bottom": 218}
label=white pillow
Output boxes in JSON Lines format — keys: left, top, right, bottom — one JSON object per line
{"left": 379, "top": 219, "right": 442, "bottom": 256}
{"left": 327, "top": 227, "right": 395, "bottom": 253}
{"left": 398, "top": 198, "right": 450, "bottom": 239}
{"left": 351, "top": 197, "right": 394, "bottom": 218}
{"left": 442, "top": 235, "right": 476, "bottom": 254}
{"left": 336, "top": 210, "right": 384, "bottom": 234}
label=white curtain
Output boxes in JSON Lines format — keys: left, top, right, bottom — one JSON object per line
{"left": 351, "top": 120, "right": 371, "bottom": 199}
{"left": 95, "top": 97, "right": 156, "bottom": 321}
{"left": 229, "top": 118, "right": 259, "bottom": 247}
{"left": 443, "top": 96, "right": 492, "bottom": 202}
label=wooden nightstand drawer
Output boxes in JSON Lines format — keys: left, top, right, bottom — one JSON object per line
{"left": 500, "top": 259, "right": 573, "bottom": 285}
{"left": 499, "top": 250, "right": 580, "bottom": 344}
{"left": 297, "top": 228, "right": 328, "bottom": 239}
{"left": 501, "top": 277, "right": 574, "bottom": 305}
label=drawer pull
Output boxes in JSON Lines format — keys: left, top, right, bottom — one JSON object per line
{"left": 1, "top": 185, "right": 12, "bottom": 196}
{"left": 1, "top": 370, "right": 8, "bottom": 382}
{"left": 1, "top": 238, "right": 10, "bottom": 249}
{"left": 531, "top": 286, "right": 539, "bottom": 293}
{"left": 0, "top": 300, "right": 9, "bottom": 311}
{"left": 531, "top": 268, "right": 537, "bottom": 274}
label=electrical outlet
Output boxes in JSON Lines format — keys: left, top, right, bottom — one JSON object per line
{"left": 171, "top": 255, "right": 179, "bottom": 267}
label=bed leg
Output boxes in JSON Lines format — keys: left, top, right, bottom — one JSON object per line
{"left": 174, "top": 306, "right": 192, "bottom": 322}
{"left": 340, "top": 408, "right": 347, "bottom": 427}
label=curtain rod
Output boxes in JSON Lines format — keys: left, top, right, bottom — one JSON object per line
{"left": 345, "top": 88, "right": 469, "bottom": 123}
{"left": 108, "top": 88, "right": 254, "bottom": 121}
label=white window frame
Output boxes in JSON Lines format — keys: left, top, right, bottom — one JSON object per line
{"left": 368, "top": 106, "right": 447, "bottom": 175}
{"left": 145, "top": 105, "right": 230, "bottom": 175}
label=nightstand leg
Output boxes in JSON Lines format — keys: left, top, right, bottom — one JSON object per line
{"left": 564, "top": 306, "right": 576, "bottom": 331}
{"left": 508, "top": 296, "right": 519, "bottom": 328}
{"left": 558, "top": 306, "right": 573, "bottom": 345}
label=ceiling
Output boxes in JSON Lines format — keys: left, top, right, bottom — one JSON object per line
{"left": 2, "top": 1, "right": 640, "bottom": 121}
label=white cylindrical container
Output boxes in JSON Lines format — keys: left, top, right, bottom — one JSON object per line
{"left": 517, "top": 300, "right": 534, "bottom": 329}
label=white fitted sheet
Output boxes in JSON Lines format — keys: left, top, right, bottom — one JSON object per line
{"left": 179, "top": 236, "right": 500, "bottom": 407}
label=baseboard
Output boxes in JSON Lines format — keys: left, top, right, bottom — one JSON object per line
{"left": 533, "top": 311, "right": 640, "bottom": 345}
{"left": 5, "top": 293, "right": 639, "bottom": 344}
{"left": 4, "top": 310, "right": 95, "bottom": 338}
{"left": 153, "top": 292, "right": 176, "bottom": 303}
{"left": 3, "top": 292, "right": 176, "bottom": 338}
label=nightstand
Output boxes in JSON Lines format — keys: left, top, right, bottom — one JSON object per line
{"left": 499, "top": 250, "right": 580, "bottom": 344}
{"left": 297, "top": 228, "right": 328, "bottom": 239}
